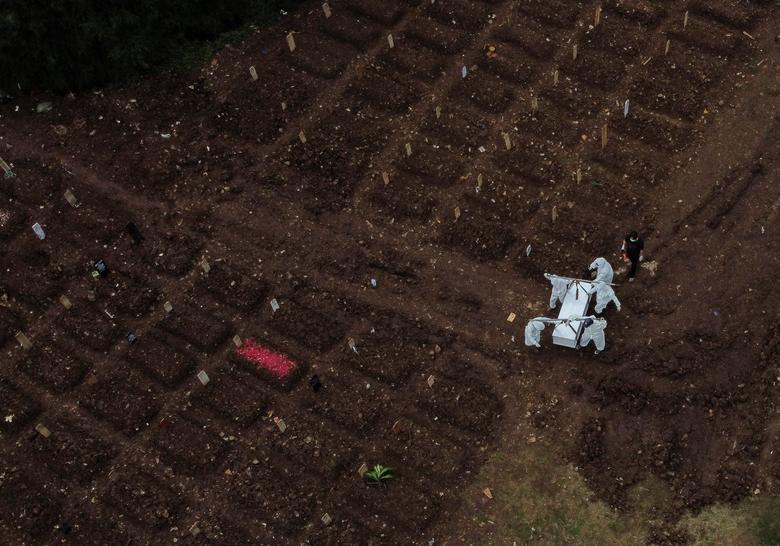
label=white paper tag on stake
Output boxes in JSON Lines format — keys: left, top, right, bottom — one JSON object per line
{"left": 507, "top": 312, "right": 516, "bottom": 323}
{"left": 624, "top": 99, "right": 630, "bottom": 118}
{"left": 298, "top": 130, "right": 307, "bottom": 144}
{"left": 270, "top": 298, "right": 280, "bottom": 312}
{"left": 461, "top": 65, "right": 468, "bottom": 78}
{"left": 286, "top": 32, "right": 296, "bottom": 52}
{"left": 249, "top": 66, "right": 258, "bottom": 81}
{"left": 387, "top": 34, "right": 394, "bottom": 48}
{"left": 197, "top": 371, "right": 210, "bottom": 385}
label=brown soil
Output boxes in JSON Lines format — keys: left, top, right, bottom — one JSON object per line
{"left": 0, "top": 0, "right": 778, "bottom": 544}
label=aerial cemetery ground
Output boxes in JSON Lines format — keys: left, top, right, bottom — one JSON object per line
{"left": 1, "top": 0, "right": 779, "bottom": 544}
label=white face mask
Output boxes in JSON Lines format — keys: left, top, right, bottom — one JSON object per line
{"left": 630, "top": 237, "right": 638, "bottom": 242}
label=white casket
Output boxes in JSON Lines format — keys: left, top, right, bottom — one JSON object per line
{"left": 552, "top": 281, "right": 595, "bottom": 348}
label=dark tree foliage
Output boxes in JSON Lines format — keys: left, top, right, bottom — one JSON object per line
{"left": 0, "top": 0, "right": 298, "bottom": 93}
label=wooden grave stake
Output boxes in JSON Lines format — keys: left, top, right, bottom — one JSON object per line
{"left": 274, "top": 416, "right": 287, "bottom": 432}
{"left": 405, "top": 142, "right": 412, "bottom": 156}
{"left": 232, "top": 335, "right": 243, "bottom": 347}
{"left": 503, "top": 132, "right": 511, "bottom": 150}
{"left": 387, "top": 34, "right": 394, "bottom": 48}
{"left": 59, "top": 295, "right": 72, "bottom": 309}
{"left": 601, "top": 124, "right": 608, "bottom": 149}
{"left": 623, "top": 99, "right": 630, "bottom": 118}
{"left": 163, "top": 301, "right": 173, "bottom": 313}
{"left": 553, "top": 69, "right": 559, "bottom": 86}
{"left": 595, "top": 5, "right": 601, "bottom": 26}
{"left": 298, "top": 130, "right": 307, "bottom": 144}
{"left": 576, "top": 167, "right": 582, "bottom": 184}
{"left": 426, "top": 375, "right": 435, "bottom": 387}
{"left": 200, "top": 258, "right": 210, "bottom": 273}
{"left": 197, "top": 371, "right": 210, "bottom": 385}
{"left": 551, "top": 206, "right": 558, "bottom": 222}
{"left": 249, "top": 66, "right": 258, "bottom": 81}
{"left": 35, "top": 423, "right": 51, "bottom": 438}
{"left": 477, "top": 173, "right": 483, "bottom": 191}
{"left": 531, "top": 96, "right": 539, "bottom": 112}
{"left": 0, "top": 158, "right": 14, "bottom": 178}
{"left": 286, "top": 32, "right": 296, "bottom": 52}
{"left": 665, "top": 39, "right": 671, "bottom": 55}
{"left": 572, "top": 44, "right": 578, "bottom": 61}
{"left": 454, "top": 206, "right": 461, "bottom": 220}
{"left": 683, "top": 11, "right": 689, "bottom": 29}
{"left": 322, "top": 2, "right": 331, "bottom": 18}
{"left": 382, "top": 171, "right": 390, "bottom": 185}
{"left": 435, "top": 105, "right": 441, "bottom": 119}
{"left": 64, "top": 189, "right": 80, "bottom": 207}
{"left": 15, "top": 332, "right": 32, "bottom": 349}
{"left": 461, "top": 65, "right": 468, "bottom": 79}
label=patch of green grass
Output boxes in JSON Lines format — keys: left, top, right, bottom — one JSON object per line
{"left": 756, "top": 497, "right": 780, "bottom": 546}
{"left": 465, "top": 439, "right": 780, "bottom": 545}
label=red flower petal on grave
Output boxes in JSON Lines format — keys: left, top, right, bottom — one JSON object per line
{"left": 236, "top": 340, "right": 296, "bottom": 378}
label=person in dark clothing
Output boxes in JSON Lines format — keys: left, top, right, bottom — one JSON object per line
{"left": 622, "top": 231, "right": 644, "bottom": 282}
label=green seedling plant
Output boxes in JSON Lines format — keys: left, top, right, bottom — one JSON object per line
{"left": 364, "top": 464, "right": 393, "bottom": 486}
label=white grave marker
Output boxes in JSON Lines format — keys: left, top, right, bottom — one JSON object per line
{"left": 270, "top": 298, "right": 280, "bottom": 312}
{"left": 197, "top": 371, "right": 210, "bottom": 385}
{"left": 249, "top": 66, "right": 258, "bottom": 81}
{"left": 32, "top": 223, "right": 45, "bottom": 240}
{"left": 461, "top": 65, "right": 468, "bottom": 78}
{"left": 287, "top": 32, "right": 296, "bottom": 52}
{"left": 322, "top": 2, "right": 331, "bottom": 18}
{"left": 387, "top": 34, "right": 394, "bottom": 48}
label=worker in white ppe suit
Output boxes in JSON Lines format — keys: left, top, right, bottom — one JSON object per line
{"left": 589, "top": 257, "right": 614, "bottom": 285}
{"left": 524, "top": 319, "right": 545, "bottom": 349}
{"left": 579, "top": 317, "right": 607, "bottom": 354}
{"left": 544, "top": 274, "right": 570, "bottom": 310}
{"left": 594, "top": 281, "right": 621, "bottom": 314}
